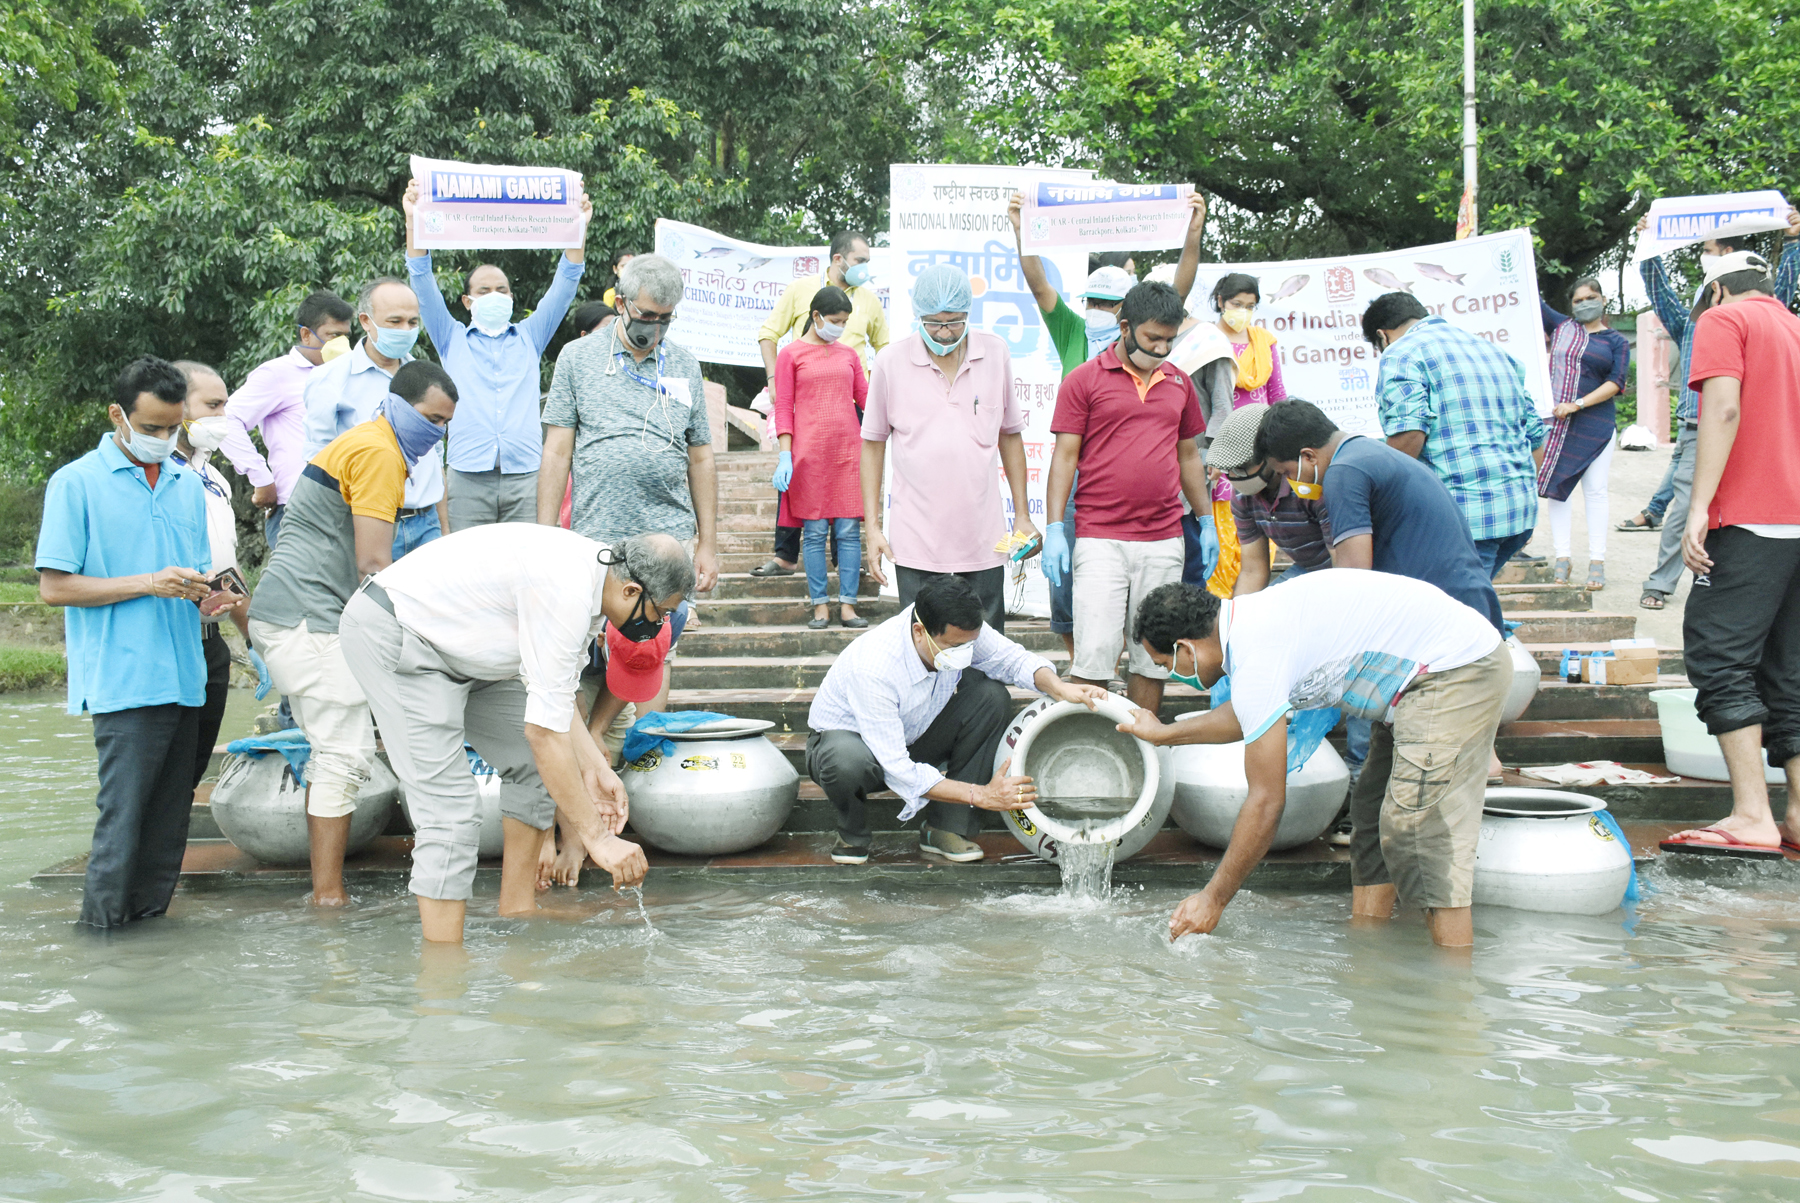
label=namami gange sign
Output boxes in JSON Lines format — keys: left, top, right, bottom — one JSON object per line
{"left": 409, "top": 155, "right": 586, "bottom": 250}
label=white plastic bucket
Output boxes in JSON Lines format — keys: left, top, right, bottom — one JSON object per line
{"left": 1650, "top": 688, "right": 1783, "bottom": 784}
{"left": 995, "top": 695, "right": 1168, "bottom": 859}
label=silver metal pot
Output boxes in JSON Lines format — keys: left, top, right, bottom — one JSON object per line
{"left": 994, "top": 696, "right": 1174, "bottom": 863}
{"left": 1167, "top": 716, "right": 1349, "bottom": 851}
{"left": 622, "top": 718, "right": 798, "bottom": 856}
{"left": 1500, "top": 636, "right": 1540, "bottom": 725}
{"left": 210, "top": 752, "right": 397, "bottom": 866}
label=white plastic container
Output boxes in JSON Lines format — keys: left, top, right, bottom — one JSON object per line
{"left": 1650, "top": 688, "right": 1784, "bottom": 784}
{"left": 1500, "top": 636, "right": 1541, "bottom": 725}
{"left": 1474, "top": 788, "right": 1632, "bottom": 916}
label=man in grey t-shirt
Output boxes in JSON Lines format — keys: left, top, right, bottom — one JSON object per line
{"left": 538, "top": 253, "right": 719, "bottom": 594}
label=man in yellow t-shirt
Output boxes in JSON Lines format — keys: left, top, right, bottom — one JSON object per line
{"left": 752, "top": 231, "right": 890, "bottom": 577}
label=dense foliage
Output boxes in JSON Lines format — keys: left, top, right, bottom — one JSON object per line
{"left": 0, "top": 0, "right": 1794, "bottom": 474}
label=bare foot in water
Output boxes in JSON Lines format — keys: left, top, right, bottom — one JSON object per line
{"left": 310, "top": 888, "right": 349, "bottom": 908}
{"left": 536, "top": 831, "right": 558, "bottom": 892}
{"left": 551, "top": 837, "right": 586, "bottom": 887}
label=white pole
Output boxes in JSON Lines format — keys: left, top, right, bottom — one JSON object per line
{"left": 1462, "top": 0, "right": 1478, "bottom": 235}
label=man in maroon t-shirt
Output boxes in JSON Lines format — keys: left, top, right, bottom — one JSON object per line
{"left": 1661, "top": 251, "right": 1800, "bottom": 860}
{"left": 1044, "top": 281, "right": 1211, "bottom": 712}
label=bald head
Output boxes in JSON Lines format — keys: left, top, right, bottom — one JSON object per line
{"left": 170, "top": 360, "right": 228, "bottom": 418}
{"left": 617, "top": 533, "right": 695, "bottom": 603}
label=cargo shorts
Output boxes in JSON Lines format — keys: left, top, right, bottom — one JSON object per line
{"left": 1346, "top": 642, "right": 1511, "bottom": 909}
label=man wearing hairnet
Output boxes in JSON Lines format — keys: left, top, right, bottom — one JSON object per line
{"left": 859, "top": 264, "right": 1037, "bottom": 633}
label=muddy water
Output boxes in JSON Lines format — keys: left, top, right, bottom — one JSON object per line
{"left": 3, "top": 691, "right": 1799, "bottom": 1200}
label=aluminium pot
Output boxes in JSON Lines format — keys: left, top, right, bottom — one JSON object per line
{"left": 622, "top": 718, "right": 798, "bottom": 856}
{"left": 1166, "top": 713, "right": 1350, "bottom": 851}
{"left": 1474, "top": 788, "right": 1632, "bottom": 915}
{"left": 210, "top": 751, "right": 397, "bottom": 866}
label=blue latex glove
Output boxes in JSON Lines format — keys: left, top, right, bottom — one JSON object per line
{"left": 1042, "top": 521, "right": 1071, "bottom": 588}
{"left": 772, "top": 450, "right": 793, "bottom": 492}
{"left": 248, "top": 648, "right": 273, "bottom": 701}
{"left": 1196, "top": 513, "right": 1220, "bottom": 582}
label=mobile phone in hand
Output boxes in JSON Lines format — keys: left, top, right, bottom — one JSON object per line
{"left": 200, "top": 566, "right": 248, "bottom": 616}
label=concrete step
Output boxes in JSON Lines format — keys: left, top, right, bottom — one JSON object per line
{"left": 677, "top": 622, "right": 1064, "bottom": 659}
{"left": 1493, "top": 719, "right": 1666, "bottom": 765}
{"left": 706, "top": 572, "right": 865, "bottom": 600}
{"left": 1506, "top": 611, "right": 1638, "bottom": 643}
{"left": 1514, "top": 676, "right": 1688, "bottom": 721}
{"left": 1493, "top": 560, "right": 1555, "bottom": 585}
{"left": 1522, "top": 643, "right": 1685, "bottom": 678}
{"left": 1492, "top": 582, "right": 1592, "bottom": 611}
{"left": 677, "top": 651, "right": 1076, "bottom": 691}
{"left": 695, "top": 595, "right": 904, "bottom": 627}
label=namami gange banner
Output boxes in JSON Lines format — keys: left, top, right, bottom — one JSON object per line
{"left": 409, "top": 155, "right": 585, "bottom": 250}
{"left": 1170, "top": 228, "right": 1551, "bottom": 435}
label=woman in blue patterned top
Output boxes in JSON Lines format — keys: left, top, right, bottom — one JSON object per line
{"left": 1538, "top": 277, "right": 1630, "bottom": 591}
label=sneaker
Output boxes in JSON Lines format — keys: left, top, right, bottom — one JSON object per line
{"left": 919, "top": 823, "right": 984, "bottom": 862}
{"left": 830, "top": 834, "right": 870, "bottom": 865}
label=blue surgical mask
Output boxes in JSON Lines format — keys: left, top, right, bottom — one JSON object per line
{"left": 372, "top": 325, "right": 420, "bottom": 359}
{"left": 470, "top": 292, "right": 513, "bottom": 334}
{"left": 381, "top": 392, "right": 446, "bottom": 466}
{"left": 843, "top": 262, "right": 872, "bottom": 288}
{"left": 1085, "top": 309, "right": 1119, "bottom": 359}
{"left": 921, "top": 328, "right": 967, "bottom": 356}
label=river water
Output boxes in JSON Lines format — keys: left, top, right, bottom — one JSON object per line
{"left": 3, "top": 691, "right": 1800, "bottom": 1200}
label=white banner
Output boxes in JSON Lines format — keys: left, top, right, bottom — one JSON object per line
{"left": 1020, "top": 180, "right": 1194, "bottom": 254}
{"left": 1631, "top": 190, "right": 1790, "bottom": 262}
{"left": 887, "top": 163, "right": 1097, "bottom": 614}
{"left": 1165, "top": 228, "right": 1552, "bottom": 435}
{"left": 410, "top": 155, "right": 584, "bottom": 250}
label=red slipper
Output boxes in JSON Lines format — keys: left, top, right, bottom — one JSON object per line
{"left": 1782, "top": 838, "right": 1800, "bottom": 858}
{"left": 1659, "top": 825, "right": 1786, "bottom": 860}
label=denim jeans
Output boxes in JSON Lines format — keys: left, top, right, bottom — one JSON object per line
{"left": 264, "top": 504, "right": 285, "bottom": 550}
{"left": 392, "top": 508, "right": 443, "bottom": 560}
{"left": 1472, "top": 528, "right": 1534, "bottom": 580}
{"left": 804, "top": 518, "right": 861, "bottom": 605}
{"left": 1643, "top": 436, "right": 1683, "bottom": 523}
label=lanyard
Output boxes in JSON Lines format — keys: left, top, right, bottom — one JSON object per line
{"left": 171, "top": 451, "right": 229, "bottom": 501}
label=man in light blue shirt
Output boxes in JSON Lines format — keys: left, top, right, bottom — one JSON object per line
{"left": 302, "top": 276, "right": 446, "bottom": 557}
{"left": 403, "top": 177, "right": 591, "bottom": 530}
{"left": 36, "top": 356, "right": 215, "bottom": 929}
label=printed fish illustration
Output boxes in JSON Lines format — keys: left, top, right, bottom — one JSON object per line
{"left": 1364, "top": 267, "right": 1413, "bottom": 292}
{"left": 1414, "top": 262, "right": 1467, "bottom": 285}
{"left": 738, "top": 256, "right": 773, "bottom": 272}
{"left": 693, "top": 247, "right": 735, "bottom": 260}
{"left": 1268, "top": 274, "right": 1309, "bottom": 302}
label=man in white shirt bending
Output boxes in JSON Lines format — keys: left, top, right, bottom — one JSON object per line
{"left": 1117, "top": 571, "right": 1508, "bottom": 949}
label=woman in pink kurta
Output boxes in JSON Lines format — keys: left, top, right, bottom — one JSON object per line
{"left": 772, "top": 286, "right": 870, "bottom": 628}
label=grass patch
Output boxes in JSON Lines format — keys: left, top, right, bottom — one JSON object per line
{"left": 0, "top": 580, "right": 43, "bottom": 606}
{"left": 0, "top": 644, "right": 65, "bottom": 691}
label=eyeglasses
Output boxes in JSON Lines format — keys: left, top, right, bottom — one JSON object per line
{"left": 921, "top": 318, "right": 967, "bottom": 336}
{"left": 1223, "top": 465, "right": 1266, "bottom": 482}
{"left": 624, "top": 300, "right": 676, "bottom": 326}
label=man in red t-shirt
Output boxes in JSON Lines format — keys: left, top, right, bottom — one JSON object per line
{"left": 1661, "top": 251, "right": 1800, "bottom": 859}
{"left": 1044, "top": 281, "right": 1211, "bottom": 713}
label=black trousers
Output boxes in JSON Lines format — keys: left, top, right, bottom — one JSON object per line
{"left": 83, "top": 703, "right": 201, "bottom": 929}
{"left": 806, "top": 669, "right": 1013, "bottom": 844}
{"left": 1683, "top": 526, "right": 1800, "bottom": 766}
{"left": 193, "top": 626, "right": 231, "bottom": 789}
{"left": 895, "top": 564, "right": 1006, "bottom": 635}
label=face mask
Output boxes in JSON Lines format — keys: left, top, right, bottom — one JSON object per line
{"left": 1287, "top": 454, "right": 1324, "bottom": 501}
{"left": 1221, "top": 306, "right": 1254, "bottom": 333}
{"left": 1228, "top": 468, "right": 1269, "bottom": 498}
{"left": 1169, "top": 641, "right": 1204, "bottom": 691}
{"left": 184, "top": 415, "right": 230, "bottom": 453}
{"left": 380, "top": 391, "right": 446, "bottom": 466}
{"left": 1084, "top": 309, "right": 1119, "bottom": 357}
{"left": 1699, "top": 253, "right": 1723, "bottom": 278}
{"left": 1123, "top": 327, "right": 1167, "bottom": 372}
{"left": 319, "top": 335, "right": 351, "bottom": 363}
{"left": 921, "top": 327, "right": 967, "bottom": 356}
{"left": 371, "top": 325, "right": 419, "bottom": 359}
{"left": 1570, "top": 298, "right": 1605, "bottom": 323}
{"left": 816, "top": 318, "right": 846, "bottom": 343}
{"left": 118, "top": 418, "right": 175, "bottom": 464}
{"left": 470, "top": 292, "right": 513, "bottom": 334}
{"left": 623, "top": 316, "right": 664, "bottom": 351}
{"left": 616, "top": 585, "right": 665, "bottom": 643}
{"left": 842, "top": 262, "right": 872, "bottom": 288}
{"left": 921, "top": 625, "right": 976, "bottom": 674}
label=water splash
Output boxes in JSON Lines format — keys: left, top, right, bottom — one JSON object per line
{"left": 1057, "top": 840, "right": 1116, "bottom": 901}
{"left": 621, "top": 886, "right": 656, "bottom": 936}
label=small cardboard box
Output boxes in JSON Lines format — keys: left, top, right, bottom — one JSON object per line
{"left": 1582, "top": 645, "right": 1658, "bottom": 686}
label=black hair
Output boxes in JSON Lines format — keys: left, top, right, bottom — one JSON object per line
{"left": 114, "top": 356, "right": 187, "bottom": 414}
{"left": 612, "top": 249, "right": 640, "bottom": 266}
{"left": 1120, "top": 280, "right": 1184, "bottom": 329}
{"left": 296, "top": 290, "right": 353, "bottom": 330}
{"left": 1211, "top": 273, "right": 1261, "bottom": 310}
{"left": 391, "top": 360, "right": 459, "bottom": 405}
{"left": 1254, "top": 399, "right": 1340, "bottom": 462}
{"left": 1713, "top": 233, "right": 1754, "bottom": 253}
{"left": 571, "top": 301, "right": 614, "bottom": 335}
{"left": 1090, "top": 251, "right": 1134, "bottom": 272}
{"left": 1133, "top": 582, "right": 1222, "bottom": 654}
{"left": 463, "top": 263, "right": 506, "bottom": 297}
{"left": 809, "top": 284, "right": 853, "bottom": 329}
{"left": 1359, "top": 292, "right": 1429, "bottom": 347}
{"left": 829, "top": 231, "right": 869, "bottom": 262}
{"left": 913, "top": 573, "right": 985, "bottom": 637}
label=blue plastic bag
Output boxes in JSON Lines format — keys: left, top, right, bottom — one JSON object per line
{"left": 225, "top": 729, "right": 312, "bottom": 787}
{"left": 621, "top": 710, "right": 739, "bottom": 764}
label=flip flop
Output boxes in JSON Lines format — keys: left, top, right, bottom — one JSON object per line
{"left": 1658, "top": 825, "right": 1786, "bottom": 860}
{"left": 1782, "top": 838, "right": 1800, "bottom": 859}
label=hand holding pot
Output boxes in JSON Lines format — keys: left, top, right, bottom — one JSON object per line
{"left": 968, "top": 758, "right": 1037, "bottom": 812}
{"left": 1114, "top": 706, "right": 1168, "bottom": 745}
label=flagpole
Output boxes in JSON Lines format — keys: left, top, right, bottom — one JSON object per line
{"left": 1462, "top": 0, "right": 1478, "bottom": 236}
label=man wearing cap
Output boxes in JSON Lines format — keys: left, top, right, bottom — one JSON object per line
{"left": 339, "top": 526, "right": 694, "bottom": 944}
{"left": 1008, "top": 192, "right": 1208, "bottom": 655}
{"left": 1656, "top": 250, "right": 1800, "bottom": 859}
{"left": 861, "top": 263, "right": 1037, "bottom": 633}
{"left": 1202, "top": 404, "right": 1334, "bottom": 594}
{"left": 1043, "top": 281, "right": 1211, "bottom": 716}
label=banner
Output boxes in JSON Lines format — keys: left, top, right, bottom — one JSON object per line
{"left": 1161, "top": 227, "right": 1551, "bottom": 435}
{"left": 653, "top": 219, "right": 894, "bottom": 368}
{"left": 409, "top": 155, "right": 585, "bottom": 250}
{"left": 887, "top": 163, "right": 1096, "bottom": 614}
{"left": 1020, "top": 181, "right": 1194, "bottom": 254}
{"left": 1631, "top": 191, "right": 1791, "bottom": 262}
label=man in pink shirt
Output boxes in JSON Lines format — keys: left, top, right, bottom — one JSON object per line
{"left": 219, "top": 291, "right": 355, "bottom": 547}
{"left": 860, "top": 264, "right": 1039, "bottom": 633}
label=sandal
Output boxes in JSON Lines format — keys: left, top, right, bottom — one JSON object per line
{"left": 1617, "top": 512, "right": 1659, "bottom": 532}
{"left": 1639, "top": 591, "right": 1666, "bottom": 611}
{"left": 807, "top": 615, "right": 831, "bottom": 630}
{"left": 1585, "top": 561, "right": 1605, "bottom": 591}
{"left": 1552, "top": 557, "right": 1572, "bottom": 585}
{"left": 750, "top": 559, "right": 796, "bottom": 577}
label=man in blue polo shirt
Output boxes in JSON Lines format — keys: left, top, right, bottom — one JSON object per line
{"left": 402, "top": 175, "right": 591, "bottom": 531}
{"left": 36, "top": 356, "right": 215, "bottom": 930}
